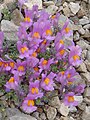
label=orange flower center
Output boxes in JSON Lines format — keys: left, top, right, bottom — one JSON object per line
{"left": 51, "top": 15, "right": 56, "bottom": 19}
{"left": 36, "top": 48, "right": 41, "bottom": 53}
{"left": 42, "top": 39, "right": 47, "bottom": 45}
{"left": 24, "top": 17, "right": 31, "bottom": 22}
{"left": 33, "top": 32, "right": 40, "bottom": 39}
{"left": 61, "top": 71, "right": 65, "bottom": 75}
{"left": 31, "top": 87, "right": 38, "bottom": 94}
{"left": 73, "top": 55, "right": 80, "bottom": 61}
{"left": 0, "top": 61, "right": 3, "bottom": 66}
{"left": 44, "top": 78, "right": 50, "bottom": 85}
{"left": 68, "top": 81, "right": 73, "bottom": 85}
{"left": 67, "top": 73, "right": 71, "bottom": 78}
{"left": 21, "top": 46, "right": 28, "bottom": 54}
{"left": 18, "top": 66, "right": 24, "bottom": 71}
{"left": 4, "top": 63, "right": 8, "bottom": 67}
{"left": 32, "top": 52, "right": 37, "bottom": 57}
{"left": 42, "top": 60, "right": 48, "bottom": 65}
{"left": 27, "top": 100, "right": 34, "bottom": 106}
{"left": 10, "top": 62, "right": 15, "bottom": 68}
{"left": 46, "top": 29, "right": 52, "bottom": 36}
{"left": 59, "top": 40, "right": 64, "bottom": 44}
{"left": 59, "top": 49, "right": 65, "bottom": 55}
{"left": 65, "top": 27, "right": 70, "bottom": 33}
{"left": 68, "top": 96, "right": 74, "bottom": 102}
{"left": 34, "top": 67, "right": 39, "bottom": 72}
{"left": 8, "top": 77, "right": 14, "bottom": 83}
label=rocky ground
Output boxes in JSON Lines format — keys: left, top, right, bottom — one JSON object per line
{"left": 0, "top": 0, "right": 90, "bottom": 120}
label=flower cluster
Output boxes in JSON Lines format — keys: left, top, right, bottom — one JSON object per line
{"left": 0, "top": 5, "right": 85, "bottom": 113}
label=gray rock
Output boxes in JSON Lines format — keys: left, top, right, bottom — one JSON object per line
{"left": 77, "top": 62, "right": 87, "bottom": 73}
{"left": 32, "top": 112, "right": 40, "bottom": 120}
{"left": 9, "top": 113, "right": 37, "bottom": 120}
{"left": 1, "top": 20, "right": 19, "bottom": 41}
{"left": 85, "top": 60, "right": 90, "bottom": 72}
{"left": 69, "top": 2, "right": 80, "bottom": 14}
{"left": 78, "top": 102, "right": 86, "bottom": 111}
{"left": 46, "top": 106, "right": 57, "bottom": 120}
{"left": 11, "top": 9, "right": 24, "bottom": 26}
{"left": 81, "top": 50, "right": 87, "bottom": 60}
{"left": 80, "top": 72, "right": 90, "bottom": 85}
{"left": 74, "top": 96, "right": 83, "bottom": 104}
{"left": 82, "top": 106, "right": 90, "bottom": 120}
{"left": 63, "top": 6, "right": 71, "bottom": 17}
{"left": 23, "top": 0, "right": 42, "bottom": 10}
{"left": 79, "top": 18, "right": 90, "bottom": 25}
{"left": 77, "top": 8, "right": 86, "bottom": 18}
{"left": 43, "top": 1, "right": 55, "bottom": 6}
{"left": 0, "top": 112, "right": 2, "bottom": 119}
{"left": 74, "top": 32, "right": 80, "bottom": 41}
{"left": 78, "top": 28, "right": 85, "bottom": 35}
{"left": 86, "top": 51, "right": 90, "bottom": 62}
{"left": 76, "top": 40, "right": 89, "bottom": 50}
{"left": 84, "top": 87, "right": 90, "bottom": 98}
{"left": 58, "top": 103, "right": 69, "bottom": 117}
{"left": 45, "top": 5, "right": 58, "bottom": 15}
{"left": 83, "top": 24, "right": 90, "bottom": 29}
{"left": 48, "top": 96, "right": 61, "bottom": 109}
{"left": 84, "top": 98, "right": 90, "bottom": 105}
{"left": 40, "top": 113, "right": 46, "bottom": 120}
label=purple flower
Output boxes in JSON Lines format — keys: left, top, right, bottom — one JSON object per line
{"left": 56, "top": 46, "right": 67, "bottom": 60}
{"left": 41, "top": 72, "right": 56, "bottom": 91}
{"left": 75, "top": 84, "right": 85, "bottom": 95}
{"left": 22, "top": 95, "right": 37, "bottom": 113}
{"left": 5, "top": 74, "right": 19, "bottom": 90}
{"left": 0, "top": 31, "right": 4, "bottom": 51}
{"left": 51, "top": 13, "right": 60, "bottom": 27}
{"left": 12, "top": 59, "right": 26, "bottom": 76}
{"left": 17, "top": 26, "right": 28, "bottom": 40}
{"left": 17, "top": 41, "right": 31, "bottom": 59}
{"left": 29, "top": 80, "right": 43, "bottom": 99}
{"left": 60, "top": 20, "right": 73, "bottom": 37}
{"left": 18, "top": 0, "right": 27, "bottom": 8}
{"left": 39, "top": 58, "right": 54, "bottom": 70}
{"left": 64, "top": 92, "right": 78, "bottom": 107}
{"left": 69, "top": 45, "right": 82, "bottom": 66}
{"left": 21, "top": 9, "right": 33, "bottom": 28}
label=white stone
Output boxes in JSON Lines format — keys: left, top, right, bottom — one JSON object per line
{"left": 45, "top": 5, "right": 58, "bottom": 15}
{"left": 24, "top": 0, "right": 42, "bottom": 10}
{"left": 43, "top": 1, "right": 55, "bottom": 6}
{"left": 69, "top": 2, "right": 80, "bottom": 14}
{"left": 74, "top": 96, "right": 83, "bottom": 104}
{"left": 69, "top": 106, "right": 77, "bottom": 113}
{"left": 76, "top": 40, "right": 89, "bottom": 50}
{"left": 1, "top": 20, "right": 19, "bottom": 41}
{"left": 77, "top": 62, "right": 87, "bottom": 73}
{"left": 58, "top": 103, "right": 69, "bottom": 117}
{"left": 78, "top": 28, "right": 85, "bottom": 35}
{"left": 79, "top": 18, "right": 90, "bottom": 25}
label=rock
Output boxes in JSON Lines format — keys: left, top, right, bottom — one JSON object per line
{"left": 84, "top": 87, "right": 90, "bottom": 98}
{"left": 85, "top": 60, "right": 90, "bottom": 72}
{"left": 4, "top": 0, "right": 16, "bottom": 4}
{"left": 0, "top": 12, "right": 2, "bottom": 21}
{"left": 60, "top": 116, "right": 68, "bottom": 120}
{"left": 58, "top": 103, "right": 69, "bottom": 117}
{"left": 1, "top": 20, "right": 19, "bottom": 41}
{"left": 0, "top": 3, "right": 7, "bottom": 13}
{"left": 78, "top": 102, "right": 86, "bottom": 111}
{"left": 0, "top": 112, "right": 2, "bottom": 119}
{"left": 4, "top": 0, "right": 17, "bottom": 10}
{"left": 82, "top": 106, "right": 90, "bottom": 120}
{"left": 77, "top": 62, "right": 87, "bottom": 73}
{"left": 78, "top": 28, "right": 85, "bottom": 35}
{"left": 46, "top": 106, "right": 57, "bottom": 120}
{"left": 72, "top": 24, "right": 82, "bottom": 31}
{"left": 43, "top": 1, "right": 55, "bottom": 6}
{"left": 9, "top": 114, "right": 37, "bottom": 120}
{"left": 81, "top": 50, "right": 87, "bottom": 60}
{"left": 70, "top": 16, "right": 79, "bottom": 25}
{"left": 73, "top": 74, "right": 85, "bottom": 85}
{"left": 68, "top": 117, "right": 75, "bottom": 120}
{"left": 23, "top": 0, "right": 42, "bottom": 10}
{"left": 83, "top": 24, "right": 90, "bottom": 29}
{"left": 69, "top": 2, "right": 80, "bottom": 14}
{"left": 63, "top": 6, "right": 71, "bottom": 17}
{"left": 45, "top": 5, "right": 58, "bottom": 15}
{"left": 74, "top": 32, "right": 80, "bottom": 41}
{"left": 11, "top": 9, "right": 24, "bottom": 26}
{"left": 32, "top": 112, "right": 40, "bottom": 120}
{"left": 76, "top": 40, "right": 89, "bottom": 50}
{"left": 84, "top": 98, "right": 90, "bottom": 105}
{"left": 79, "top": 17, "right": 90, "bottom": 25}
{"left": 86, "top": 50, "right": 90, "bottom": 62}
{"left": 74, "top": 96, "right": 83, "bottom": 104}
{"left": 80, "top": 72, "right": 90, "bottom": 85}
{"left": 69, "top": 106, "right": 77, "bottom": 113}
{"left": 40, "top": 113, "right": 46, "bottom": 120}
{"left": 48, "top": 96, "right": 61, "bottom": 109}
{"left": 77, "top": 8, "right": 86, "bottom": 18}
